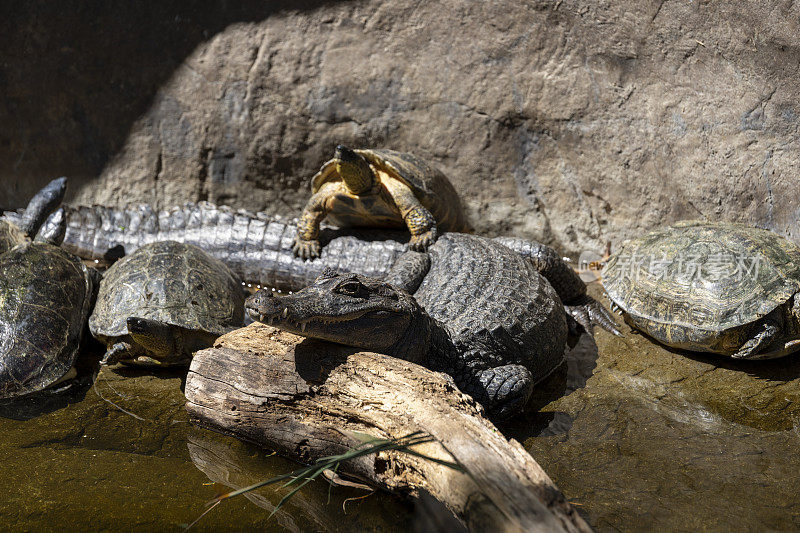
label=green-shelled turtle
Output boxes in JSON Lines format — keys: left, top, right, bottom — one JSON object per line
{"left": 603, "top": 221, "right": 800, "bottom": 359}
{"left": 90, "top": 241, "right": 245, "bottom": 366}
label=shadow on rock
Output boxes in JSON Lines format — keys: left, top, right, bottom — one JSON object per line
{"left": 1, "top": 0, "right": 355, "bottom": 208}
{"left": 633, "top": 328, "right": 800, "bottom": 383}
{"left": 292, "top": 337, "right": 355, "bottom": 384}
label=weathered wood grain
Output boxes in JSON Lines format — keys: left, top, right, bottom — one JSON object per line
{"left": 185, "top": 323, "right": 590, "bottom": 533}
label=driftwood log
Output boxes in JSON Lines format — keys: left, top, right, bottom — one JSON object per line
{"left": 185, "top": 323, "right": 591, "bottom": 533}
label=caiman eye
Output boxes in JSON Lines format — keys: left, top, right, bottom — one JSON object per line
{"left": 336, "top": 280, "right": 365, "bottom": 296}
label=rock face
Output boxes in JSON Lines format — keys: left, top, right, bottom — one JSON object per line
{"left": 2, "top": 1, "right": 799, "bottom": 254}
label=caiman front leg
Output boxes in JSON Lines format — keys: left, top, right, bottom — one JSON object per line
{"left": 293, "top": 183, "right": 337, "bottom": 260}
{"left": 494, "top": 236, "right": 621, "bottom": 336}
{"left": 382, "top": 175, "right": 438, "bottom": 251}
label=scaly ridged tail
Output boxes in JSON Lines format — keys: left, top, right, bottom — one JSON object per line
{"left": 55, "top": 202, "right": 410, "bottom": 292}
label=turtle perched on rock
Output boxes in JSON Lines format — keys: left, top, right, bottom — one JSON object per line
{"left": 0, "top": 189, "right": 95, "bottom": 399}
{"left": 603, "top": 221, "right": 800, "bottom": 359}
{"left": 293, "top": 146, "right": 470, "bottom": 259}
{"left": 90, "top": 241, "right": 245, "bottom": 366}
{"left": 0, "top": 177, "right": 66, "bottom": 254}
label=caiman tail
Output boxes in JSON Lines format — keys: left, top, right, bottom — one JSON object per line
{"left": 42, "top": 201, "right": 618, "bottom": 336}
{"left": 52, "top": 202, "right": 410, "bottom": 292}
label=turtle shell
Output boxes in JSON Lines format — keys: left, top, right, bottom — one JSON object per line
{"left": 0, "top": 242, "right": 94, "bottom": 398}
{"left": 603, "top": 221, "right": 800, "bottom": 337}
{"left": 89, "top": 241, "right": 244, "bottom": 342}
{"left": 0, "top": 219, "right": 29, "bottom": 255}
{"left": 311, "top": 148, "right": 470, "bottom": 232}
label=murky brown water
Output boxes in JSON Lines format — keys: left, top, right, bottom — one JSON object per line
{"left": 0, "top": 361, "right": 414, "bottom": 531}
{"left": 1, "top": 283, "right": 799, "bottom": 530}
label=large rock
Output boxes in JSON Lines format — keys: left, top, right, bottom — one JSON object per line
{"left": 2, "top": 1, "right": 799, "bottom": 254}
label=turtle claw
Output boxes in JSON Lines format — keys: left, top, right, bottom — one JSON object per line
{"left": 565, "top": 295, "right": 622, "bottom": 337}
{"left": 409, "top": 228, "right": 437, "bottom": 252}
{"left": 292, "top": 238, "right": 321, "bottom": 260}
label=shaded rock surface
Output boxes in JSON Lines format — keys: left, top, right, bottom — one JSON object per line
{"left": 3, "top": 1, "right": 800, "bottom": 254}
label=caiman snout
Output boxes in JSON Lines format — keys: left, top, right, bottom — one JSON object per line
{"left": 245, "top": 290, "right": 282, "bottom": 322}
{"left": 245, "top": 290, "right": 310, "bottom": 332}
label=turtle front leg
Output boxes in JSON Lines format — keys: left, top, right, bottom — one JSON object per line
{"left": 382, "top": 175, "right": 438, "bottom": 251}
{"left": 732, "top": 320, "right": 780, "bottom": 359}
{"left": 293, "top": 188, "right": 332, "bottom": 260}
{"left": 101, "top": 341, "right": 140, "bottom": 366}
{"left": 494, "top": 236, "right": 621, "bottom": 336}
{"left": 406, "top": 208, "right": 438, "bottom": 252}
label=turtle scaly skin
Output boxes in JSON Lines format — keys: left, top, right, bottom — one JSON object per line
{"left": 603, "top": 221, "right": 800, "bottom": 359}
{"left": 293, "top": 146, "right": 470, "bottom": 259}
{"left": 90, "top": 241, "right": 245, "bottom": 366}
{"left": 0, "top": 221, "right": 28, "bottom": 255}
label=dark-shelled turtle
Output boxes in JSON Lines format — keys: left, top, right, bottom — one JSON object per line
{"left": 603, "top": 221, "right": 800, "bottom": 359}
{"left": 293, "top": 146, "right": 470, "bottom": 259}
{"left": 0, "top": 239, "right": 95, "bottom": 398}
{"left": 90, "top": 241, "right": 245, "bottom": 366}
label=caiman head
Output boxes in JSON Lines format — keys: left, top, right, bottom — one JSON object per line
{"left": 245, "top": 269, "right": 429, "bottom": 361}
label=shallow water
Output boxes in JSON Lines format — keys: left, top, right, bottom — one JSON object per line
{"left": 0, "top": 361, "right": 415, "bottom": 531}
{"left": 1, "top": 283, "right": 799, "bottom": 530}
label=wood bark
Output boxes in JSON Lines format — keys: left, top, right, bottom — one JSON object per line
{"left": 185, "top": 323, "right": 591, "bottom": 533}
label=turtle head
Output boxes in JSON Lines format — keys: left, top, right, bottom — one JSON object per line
{"left": 334, "top": 145, "right": 374, "bottom": 194}
{"left": 123, "top": 317, "right": 196, "bottom": 366}
{"left": 245, "top": 269, "right": 422, "bottom": 354}
{"left": 127, "top": 317, "right": 176, "bottom": 358}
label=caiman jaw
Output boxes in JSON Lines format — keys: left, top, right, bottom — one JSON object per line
{"left": 251, "top": 306, "right": 394, "bottom": 333}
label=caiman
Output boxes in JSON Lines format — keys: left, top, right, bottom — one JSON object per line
{"left": 246, "top": 233, "right": 596, "bottom": 419}
{"left": 41, "top": 202, "right": 617, "bottom": 334}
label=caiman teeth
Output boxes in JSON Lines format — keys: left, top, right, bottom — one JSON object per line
{"left": 301, "top": 322, "right": 307, "bottom": 332}
{"left": 282, "top": 307, "right": 288, "bottom": 318}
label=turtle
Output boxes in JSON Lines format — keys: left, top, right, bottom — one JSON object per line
{"left": 292, "top": 145, "right": 471, "bottom": 259}
{"left": 0, "top": 215, "right": 95, "bottom": 399}
{"left": 0, "top": 177, "right": 66, "bottom": 254}
{"left": 602, "top": 221, "right": 800, "bottom": 359}
{"left": 90, "top": 240, "right": 245, "bottom": 366}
